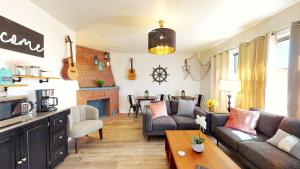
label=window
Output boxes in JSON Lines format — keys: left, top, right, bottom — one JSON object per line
{"left": 265, "top": 33, "right": 289, "bottom": 116}
{"left": 229, "top": 48, "right": 239, "bottom": 79}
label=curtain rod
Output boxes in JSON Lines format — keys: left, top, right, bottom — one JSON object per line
{"left": 271, "top": 26, "right": 290, "bottom": 35}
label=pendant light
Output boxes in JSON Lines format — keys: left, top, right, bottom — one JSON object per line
{"left": 148, "top": 20, "right": 176, "bottom": 55}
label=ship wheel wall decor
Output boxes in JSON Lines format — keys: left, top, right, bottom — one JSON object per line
{"left": 150, "top": 65, "right": 170, "bottom": 85}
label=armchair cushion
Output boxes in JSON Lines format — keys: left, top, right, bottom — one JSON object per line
{"left": 85, "top": 105, "right": 99, "bottom": 120}
{"left": 69, "top": 120, "right": 103, "bottom": 138}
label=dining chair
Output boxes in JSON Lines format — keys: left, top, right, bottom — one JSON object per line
{"left": 195, "top": 94, "right": 204, "bottom": 107}
{"left": 167, "top": 94, "right": 173, "bottom": 101}
{"left": 127, "top": 95, "right": 141, "bottom": 118}
{"left": 156, "top": 94, "right": 166, "bottom": 101}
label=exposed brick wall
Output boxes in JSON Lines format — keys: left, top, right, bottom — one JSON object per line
{"left": 77, "top": 88, "right": 119, "bottom": 116}
{"left": 76, "top": 45, "right": 115, "bottom": 88}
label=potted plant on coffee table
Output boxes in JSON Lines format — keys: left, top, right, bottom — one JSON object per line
{"left": 192, "top": 115, "right": 207, "bottom": 153}
{"left": 96, "top": 79, "right": 105, "bottom": 87}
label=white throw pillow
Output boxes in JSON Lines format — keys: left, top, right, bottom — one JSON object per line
{"left": 267, "top": 129, "right": 290, "bottom": 146}
{"left": 267, "top": 129, "right": 300, "bottom": 160}
{"left": 176, "top": 99, "right": 195, "bottom": 117}
{"left": 278, "top": 135, "right": 300, "bottom": 153}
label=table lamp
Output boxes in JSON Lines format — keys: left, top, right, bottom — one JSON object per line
{"left": 219, "top": 80, "right": 241, "bottom": 112}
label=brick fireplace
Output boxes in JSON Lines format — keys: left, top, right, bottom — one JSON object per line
{"left": 76, "top": 46, "right": 119, "bottom": 116}
{"left": 77, "top": 87, "right": 119, "bottom": 116}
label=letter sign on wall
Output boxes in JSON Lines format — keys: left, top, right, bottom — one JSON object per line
{"left": 0, "top": 15, "right": 44, "bottom": 57}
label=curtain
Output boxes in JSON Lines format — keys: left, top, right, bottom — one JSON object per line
{"left": 213, "top": 51, "right": 229, "bottom": 112}
{"left": 288, "top": 21, "right": 300, "bottom": 119}
{"left": 236, "top": 36, "right": 267, "bottom": 109}
{"left": 264, "top": 33, "right": 286, "bottom": 115}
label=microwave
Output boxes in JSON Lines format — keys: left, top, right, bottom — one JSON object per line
{"left": 0, "top": 96, "right": 33, "bottom": 128}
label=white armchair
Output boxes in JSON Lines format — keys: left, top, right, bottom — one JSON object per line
{"left": 68, "top": 105, "right": 103, "bottom": 153}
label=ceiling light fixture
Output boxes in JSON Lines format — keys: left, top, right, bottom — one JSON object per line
{"left": 148, "top": 20, "right": 176, "bottom": 55}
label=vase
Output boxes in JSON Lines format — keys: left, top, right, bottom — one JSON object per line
{"left": 192, "top": 143, "right": 204, "bottom": 153}
{"left": 208, "top": 106, "right": 215, "bottom": 112}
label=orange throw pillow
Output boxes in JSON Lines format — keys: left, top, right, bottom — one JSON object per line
{"left": 225, "top": 107, "right": 260, "bottom": 135}
{"left": 149, "top": 101, "right": 168, "bottom": 119}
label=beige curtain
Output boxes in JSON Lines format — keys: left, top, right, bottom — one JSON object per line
{"left": 264, "top": 33, "right": 285, "bottom": 115}
{"left": 288, "top": 21, "right": 300, "bottom": 119}
{"left": 213, "top": 51, "right": 229, "bottom": 112}
{"left": 236, "top": 36, "right": 267, "bottom": 109}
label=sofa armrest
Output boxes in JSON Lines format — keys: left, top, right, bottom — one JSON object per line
{"left": 194, "top": 107, "right": 211, "bottom": 134}
{"left": 85, "top": 105, "right": 99, "bottom": 120}
{"left": 142, "top": 106, "right": 153, "bottom": 132}
{"left": 211, "top": 113, "right": 229, "bottom": 135}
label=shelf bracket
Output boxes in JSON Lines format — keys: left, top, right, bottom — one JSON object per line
{"left": 39, "top": 78, "right": 49, "bottom": 83}
{"left": 13, "top": 77, "right": 22, "bottom": 83}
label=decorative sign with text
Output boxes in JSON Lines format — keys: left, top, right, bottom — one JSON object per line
{"left": 0, "top": 15, "right": 44, "bottom": 57}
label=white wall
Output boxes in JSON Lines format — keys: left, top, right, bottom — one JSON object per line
{"left": 0, "top": 0, "right": 78, "bottom": 109}
{"left": 110, "top": 53, "right": 201, "bottom": 112}
{"left": 199, "top": 2, "right": 300, "bottom": 101}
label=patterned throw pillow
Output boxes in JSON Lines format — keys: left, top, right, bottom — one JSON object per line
{"left": 267, "top": 129, "right": 300, "bottom": 160}
{"left": 149, "top": 101, "right": 168, "bottom": 119}
{"left": 225, "top": 107, "right": 260, "bottom": 135}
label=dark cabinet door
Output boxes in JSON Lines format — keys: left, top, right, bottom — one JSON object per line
{"left": 20, "top": 119, "right": 49, "bottom": 169}
{"left": 0, "top": 132, "right": 18, "bottom": 169}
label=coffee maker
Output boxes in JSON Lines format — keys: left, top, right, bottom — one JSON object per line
{"left": 36, "top": 89, "right": 58, "bottom": 112}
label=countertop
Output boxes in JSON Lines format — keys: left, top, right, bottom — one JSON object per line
{"left": 0, "top": 109, "right": 69, "bottom": 134}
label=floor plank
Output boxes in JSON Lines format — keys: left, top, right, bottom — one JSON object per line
{"left": 56, "top": 114, "right": 168, "bottom": 169}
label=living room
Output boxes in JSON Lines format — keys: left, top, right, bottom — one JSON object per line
{"left": 0, "top": 0, "right": 300, "bottom": 169}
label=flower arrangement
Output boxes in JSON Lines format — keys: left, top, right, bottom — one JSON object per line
{"left": 206, "top": 98, "right": 218, "bottom": 108}
{"left": 192, "top": 115, "right": 206, "bottom": 145}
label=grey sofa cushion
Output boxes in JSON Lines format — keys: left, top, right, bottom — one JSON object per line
{"left": 215, "top": 127, "right": 268, "bottom": 151}
{"left": 170, "top": 100, "right": 178, "bottom": 115}
{"left": 279, "top": 118, "right": 300, "bottom": 138}
{"left": 152, "top": 116, "right": 177, "bottom": 131}
{"left": 239, "top": 141, "right": 300, "bottom": 169}
{"left": 172, "top": 115, "right": 199, "bottom": 130}
{"left": 177, "top": 99, "right": 195, "bottom": 117}
{"left": 255, "top": 112, "right": 284, "bottom": 137}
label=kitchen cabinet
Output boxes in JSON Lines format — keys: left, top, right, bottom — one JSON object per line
{"left": 0, "top": 110, "right": 69, "bottom": 169}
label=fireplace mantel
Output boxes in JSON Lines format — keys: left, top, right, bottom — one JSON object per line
{"left": 79, "top": 86, "right": 119, "bottom": 91}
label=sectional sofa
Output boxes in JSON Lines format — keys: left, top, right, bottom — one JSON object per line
{"left": 211, "top": 109, "right": 300, "bottom": 169}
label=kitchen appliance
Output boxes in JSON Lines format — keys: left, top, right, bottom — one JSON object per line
{"left": 36, "top": 89, "right": 58, "bottom": 112}
{"left": 0, "top": 96, "right": 33, "bottom": 128}
{"left": 0, "top": 68, "right": 13, "bottom": 85}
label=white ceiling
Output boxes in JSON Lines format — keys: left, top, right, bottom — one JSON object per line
{"left": 31, "top": 0, "right": 298, "bottom": 53}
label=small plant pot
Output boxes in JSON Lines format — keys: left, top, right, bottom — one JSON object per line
{"left": 192, "top": 143, "right": 204, "bottom": 153}
{"left": 208, "top": 106, "right": 215, "bottom": 112}
{"left": 98, "top": 84, "right": 103, "bottom": 87}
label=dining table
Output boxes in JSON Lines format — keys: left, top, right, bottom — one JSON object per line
{"left": 135, "top": 96, "right": 157, "bottom": 113}
{"left": 172, "top": 96, "right": 196, "bottom": 101}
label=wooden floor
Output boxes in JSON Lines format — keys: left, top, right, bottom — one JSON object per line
{"left": 56, "top": 114, "right": 168, "bottom": 169}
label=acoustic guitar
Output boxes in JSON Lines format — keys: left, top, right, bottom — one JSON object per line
{"left": 128, "top": 58, "right": 136, "bottom": 80}
{"left": 62, "top": 35, "right": 78, "bottom": 80}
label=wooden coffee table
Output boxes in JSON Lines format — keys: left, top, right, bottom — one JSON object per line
{"left": 165, "top": 130, "right": 240, "bottom": 169}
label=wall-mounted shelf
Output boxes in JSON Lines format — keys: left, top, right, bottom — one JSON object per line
{"left": 0, "top": 84, "right": 28, "bottom": 91}
{"left": 13, "top": 75, "right": 60, "bottom": 83}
